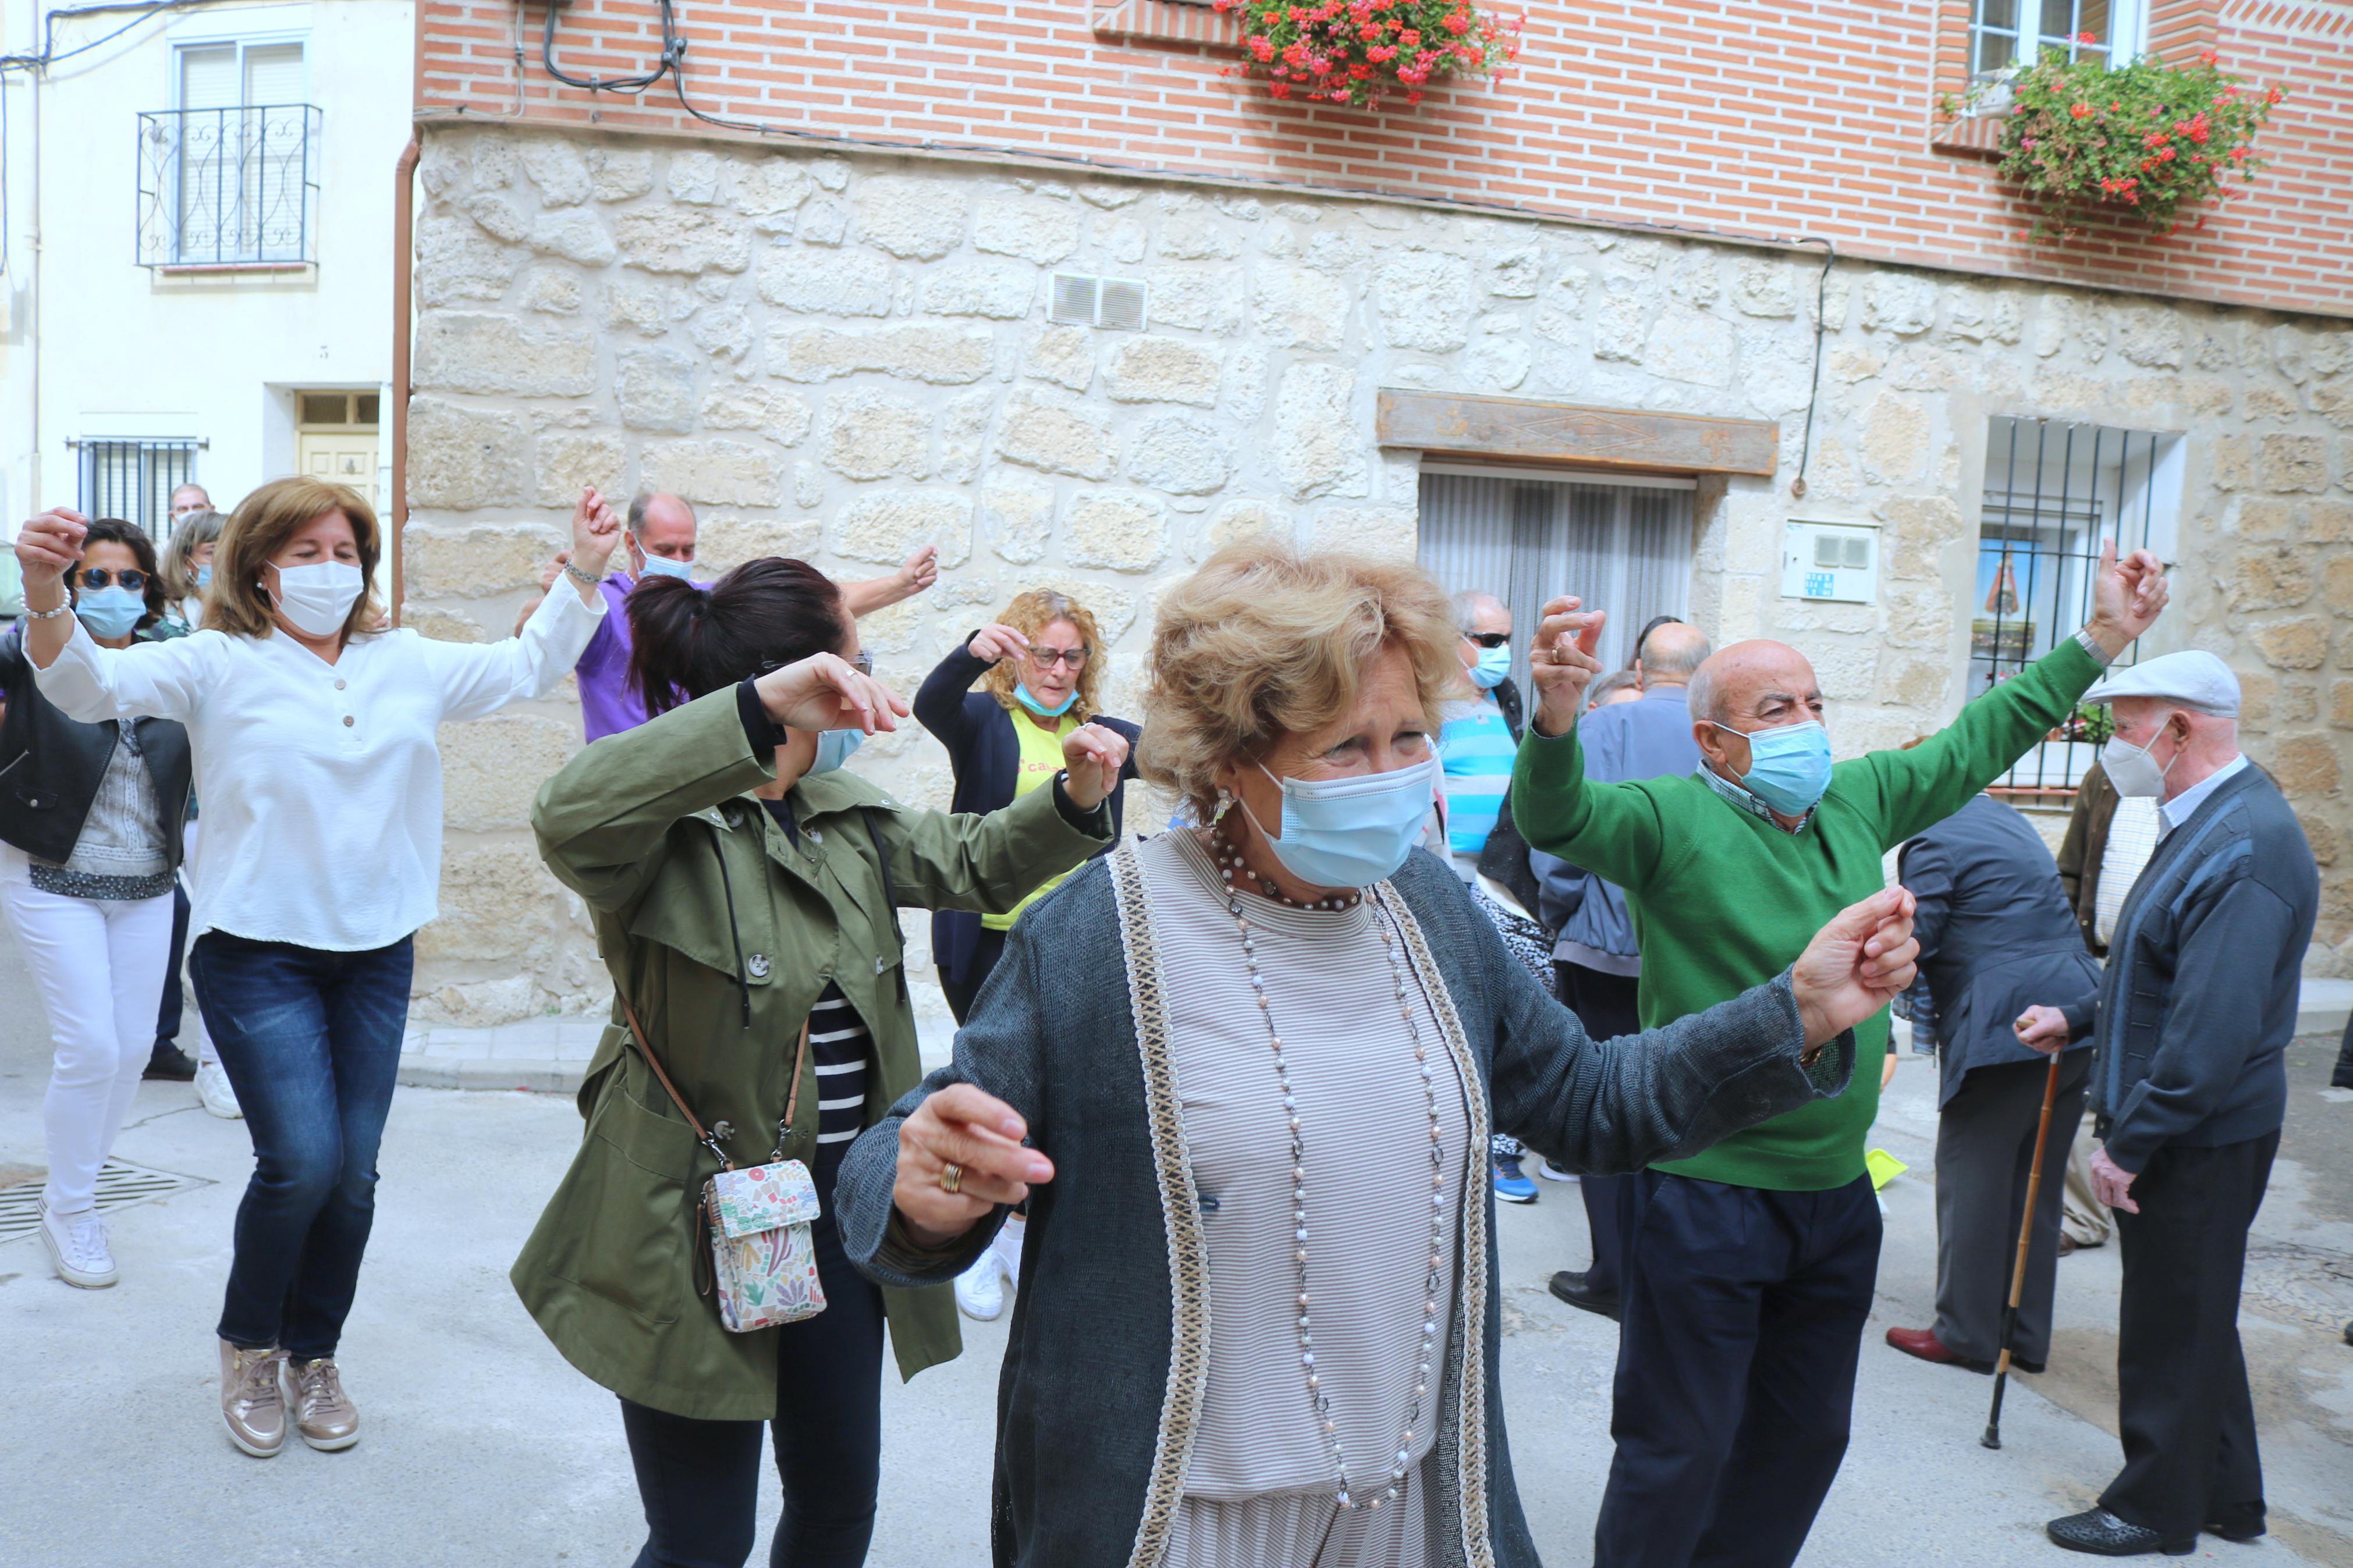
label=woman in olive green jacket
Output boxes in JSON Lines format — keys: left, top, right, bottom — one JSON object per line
{"left": 512, "top": 557, "right": 1127, "bottom": 1568}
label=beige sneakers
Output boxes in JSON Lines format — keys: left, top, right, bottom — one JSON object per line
{"left": 286, "top": 1357, "right": 360, "bottom": 1451}
{"left": 219, "top": 1340, "right": 288, "bottom": 1457}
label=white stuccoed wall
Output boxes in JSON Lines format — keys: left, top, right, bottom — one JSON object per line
{"left": 401, "top": 125, "right": 2353, "bottom": 1026}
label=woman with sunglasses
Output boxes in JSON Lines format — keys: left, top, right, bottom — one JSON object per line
{"left": 913, "top": 587, "right": 1140, "bottom": 1320}
{"left": 1, "top": 519, "right": 193, "bottom": 1289}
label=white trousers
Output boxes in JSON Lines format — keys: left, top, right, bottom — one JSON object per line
{"left": 1, "top": 881, "right": 176, "bottom": 1214}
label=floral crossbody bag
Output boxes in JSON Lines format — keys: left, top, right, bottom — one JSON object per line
{"left": 619, "top": 998, "right": 828, "bottom": 1332}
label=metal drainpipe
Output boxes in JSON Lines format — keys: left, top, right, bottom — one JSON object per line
{"left": 389, "top": 134, "right": 420, "bottom": 627}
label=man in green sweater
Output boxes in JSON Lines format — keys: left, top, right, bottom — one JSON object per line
{"left": 1513, "top": 542, "right": 2169, "bottom": 1568}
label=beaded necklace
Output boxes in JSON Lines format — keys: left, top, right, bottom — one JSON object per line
{"left": 1202, "top": 823, "right": 1445, "bottom": 1512}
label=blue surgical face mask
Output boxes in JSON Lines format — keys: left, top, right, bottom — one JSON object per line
{"left": 637, "top": 552, "right": 695, "bottom": 582}
{"left": 194, "top": 565, "right": 213, "bottom": 589}
{"left": 810, "top": 728, "right": 864, "bottom": 775}
{"left": 1710, "top": 719, "right": 1834, "bottom": 817}
{"left": 75, "top": 587, "right": 147, "bottom": 639}
{"left": 1014, "top": 682, "right": 1079, "bottom": 719}
{"left": 1239, "top": 757, "right": 1439, "bottom": 890}
{"left": 1470, "top": 645, "right": 1512, "bottom": 691}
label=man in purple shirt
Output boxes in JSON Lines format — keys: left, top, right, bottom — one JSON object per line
{"left": 523, "top": 490, "right": 939, "bottom": 742}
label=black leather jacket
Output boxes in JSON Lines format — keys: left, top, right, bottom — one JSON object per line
{"left": 0, "top": 624, "right": 192, "bottom": 867}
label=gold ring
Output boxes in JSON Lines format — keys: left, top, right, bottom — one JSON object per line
{"left": 939, "top": 1162, "right": 963, "bottom": 1195}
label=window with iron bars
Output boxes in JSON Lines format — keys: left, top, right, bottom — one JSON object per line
{"left": 1975, "top": 416, "right": 2180, "bottom": 805}
{"left": 72, "top": 439, "right": 206, "bottom": 540}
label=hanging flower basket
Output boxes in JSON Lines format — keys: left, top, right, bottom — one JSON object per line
{"left": 1214, "top": 0, "right": 1524, "bottom": 110}
{"left": 1960, "top": 39, "right": 2281, "bottom": 240}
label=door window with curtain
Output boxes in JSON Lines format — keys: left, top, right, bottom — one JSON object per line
{"left": 174, "top": 37, "right": 307, "bottom": 262}
{"left": 1416, "top": 468, "right": 1695, "bottom": 691}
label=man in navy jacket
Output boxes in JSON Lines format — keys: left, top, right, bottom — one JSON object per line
{"left": 1883, "top": 792, "right": 2100, "bottom": 1375}
{"left": 2018, "top": 652, "right": 2319, "bottom": 1559}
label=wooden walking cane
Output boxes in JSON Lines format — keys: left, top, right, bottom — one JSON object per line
{"left": 1981, "top": 1048, "right": 2067, "bottom": 1450}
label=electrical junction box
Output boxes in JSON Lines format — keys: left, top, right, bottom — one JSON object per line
{"left": 1780, "top": 520, "right": 1880, "bottom": 604}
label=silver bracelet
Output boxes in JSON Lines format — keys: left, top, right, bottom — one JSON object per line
{"left": 562, "top": 560, "right": 601, "bottom": 591}
{"left": 23, "top": 599, "right": 72, "bottom": 620}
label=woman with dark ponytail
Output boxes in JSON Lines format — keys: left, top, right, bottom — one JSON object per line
{"left": 514, "top": 556, "right": 1130, "bottom": 1568}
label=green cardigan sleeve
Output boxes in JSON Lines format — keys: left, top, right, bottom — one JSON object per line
{"left": 1508, "top": 720, "right": 1671, "bottom": 888}
{"left": 1855, "top": 637, "right": 2104, "bottom": 849}
{"left": 530, "top": 687, "right": 775, "bottom": 913}
{"left": 861, "top": 780, "right": 1113, "bottom": 916}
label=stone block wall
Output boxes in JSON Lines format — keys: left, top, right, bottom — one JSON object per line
{"left": 402, "top": 125, "right": 2353, "bottom": 1025}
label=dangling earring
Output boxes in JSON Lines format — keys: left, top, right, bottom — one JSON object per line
{"left": 1211, "top": 788, "right": 1233, "bottom": 826}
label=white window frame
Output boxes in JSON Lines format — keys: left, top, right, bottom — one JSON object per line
{"left": 1969, "top": 0, "right": 2149, "bottom": 81}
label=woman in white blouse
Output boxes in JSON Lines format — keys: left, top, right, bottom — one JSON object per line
{"left": 12, "top": 475, "right": 619, "bottom": 1461}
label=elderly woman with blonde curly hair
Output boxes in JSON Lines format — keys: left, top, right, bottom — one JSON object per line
{"left": 838, "top": 538, "right": 1921, "bottom": 1568}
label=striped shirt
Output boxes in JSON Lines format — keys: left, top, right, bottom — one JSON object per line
{"left": 1144, "top": 827, "right": 1470, "bottom": 1535}
{"left": 1436, "top": 696, "right": 1514, "bottom": 868}
{"left": 807, "top": 985, "right": 871, "bottom": 1146}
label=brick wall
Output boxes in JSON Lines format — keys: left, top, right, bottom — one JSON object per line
{"left": 418, "top": 0, "right": 2353, "bottom": 318}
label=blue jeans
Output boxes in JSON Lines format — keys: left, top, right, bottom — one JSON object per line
{"left": 189, "top": 931, "right": 413, "bottom": 1361}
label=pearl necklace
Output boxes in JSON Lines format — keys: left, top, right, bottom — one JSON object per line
{"left": 1220, "top": 878, "right": 1446, "bottom": 1512}
{"left": 1205, "top": 823, "right": 1362, "bottom": 912}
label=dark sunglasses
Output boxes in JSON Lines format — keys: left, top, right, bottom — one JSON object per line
{"left": 1465, "top": 631, "right": 1511, "bottom": 648}
{"left": 77, "top": 568, "right": 150, "bottom": 591}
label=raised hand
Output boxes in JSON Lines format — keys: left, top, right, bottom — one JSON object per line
{"left": 2084, "top": 538, "right": 2169, "bottom": 658}
{"left": 537, "top": 550, "right": 572, "bottom": 594}
{"left": 968, "top": 623, "right": 1031, "bottom": 664}
{"left": 1060, "top": 722, "right": 1130, "bottom": 810}
{"left": 14, "top": 509, "right": 89, "bottom": 599}
{"left": 1789, "top": 887, "right": 1920, "bottom": 1049}
{"left": 569, "top": 486, "right": 622, "bottom": 578}
{"left": 2012, "top": 1004, "right": 2071, "bottom": 1055}
{"left": 892, "top": 1083, "right": 1055, "bottom": 1246}
{"left": 897, "top": 543, "right": 940, "bottom": 598}
{"left": 1528, "top": 595, "right": 1606, "bottom": 738}
{"left": 753, "top": 650, "right": 911, "bottom": 736}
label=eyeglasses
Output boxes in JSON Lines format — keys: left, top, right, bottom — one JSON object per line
{"left": 77, "top": 569, "right": 149, "bottom": 591}
{"left": 1465, "top": 631, "right": 1511, "bottom": 649}
{"left": 1026, "top": 646, "right": 1089, "bottom": 670}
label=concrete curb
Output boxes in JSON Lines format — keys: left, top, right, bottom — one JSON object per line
{"left": 398, "top": 1058, "right": 585, "bottom": 1094}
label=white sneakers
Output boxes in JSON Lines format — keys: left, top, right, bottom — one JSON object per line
{"left": 953, "top": 1215, "right": 1027, "bottom": 1322}
{"left": 39, "top": 1201, "right": 117, "bottom": 1289}
{"left": 196, "top": 1059, "right": 242, "bottom": 1119}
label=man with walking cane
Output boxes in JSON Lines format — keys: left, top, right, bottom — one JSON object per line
{"left": 1882, "top": 791, "right": 2100, "bottom": 1378}
{"left": 2015, "top": 652, "right": 2319, "bottom": 1559}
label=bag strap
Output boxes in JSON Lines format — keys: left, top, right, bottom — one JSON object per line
{"left": 782, "top": 1016, "right": 812, "bottom": 1133}
{"left": 861, "top": 806, "right": 901, "bottom": 915}
{"left": 617, "top": 994, "right": 734, "bottom": 1172}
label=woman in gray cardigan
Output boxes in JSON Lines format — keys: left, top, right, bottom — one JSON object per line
{"left": 836, "top": 540, "right": 1919, "bottom": 1568}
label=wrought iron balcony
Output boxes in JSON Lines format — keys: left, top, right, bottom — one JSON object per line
{"left": 136, "top": 104, "right": 322, "bottom": 268}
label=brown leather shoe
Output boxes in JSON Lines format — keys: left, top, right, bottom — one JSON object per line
{"left": 288, "top": 1357, "right": 361, "bottom": 1451}
{"left": 219, "top": 1340, "right": 287, "bottom": 1457}
{"left": 1885, "top": 1326, "right": 1988, "bottom": 1371}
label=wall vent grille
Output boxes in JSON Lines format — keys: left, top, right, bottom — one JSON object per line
{"left": 1048, "top": 272, "right": 1149, "bottom": 331}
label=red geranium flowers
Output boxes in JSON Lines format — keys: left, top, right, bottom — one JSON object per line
{"left": 1214, "top": 0, "right": 1522, "bottom": 109}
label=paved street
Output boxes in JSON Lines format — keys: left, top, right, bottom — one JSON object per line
{"left": 2, "top": 913, "right": 2348, "bottom": 1567}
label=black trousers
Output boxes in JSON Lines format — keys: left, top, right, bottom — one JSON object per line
{"left": 154, "top": 880, "right": 191, "bottom": 1051}
{"left": 1556, "top": 961, "right": 1642, "bottom": 1295}
{"left": 2333, "top": 1013, "right": 2353, "bottom": 1090}
{"left": 619, "top": 1148, "right": 888, "bottom": 1568}
{"left": 937, "top": 926, "right": 1007, "bottom": 1026}
{"left": 2100, "top": 1131, "right": 2277, "bottom": 1546}
{"left": 1594, "top": 1171, "right": 1882, "bottom": 1568}
{"left": 1932, "top": 1053, "right": 2090, "bottom": 1364}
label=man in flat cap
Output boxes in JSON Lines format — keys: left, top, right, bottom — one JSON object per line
{"left": 2017, "top": 650, "right": 2319, "bottom": 1559}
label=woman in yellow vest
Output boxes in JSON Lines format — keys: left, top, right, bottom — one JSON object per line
{"left": 913, "top": 588, "right": 1141, "bottom": 1319}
